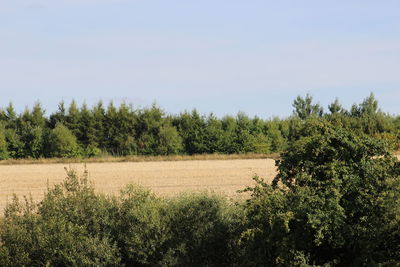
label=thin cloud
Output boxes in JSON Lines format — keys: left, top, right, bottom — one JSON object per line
{"left": 26, "top": 3, "right": 46, "bottom": 9}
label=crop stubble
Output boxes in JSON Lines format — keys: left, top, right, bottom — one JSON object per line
{"left": 0, "top": 159, "right": 277, "bottom": 213}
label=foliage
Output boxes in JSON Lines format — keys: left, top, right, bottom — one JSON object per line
{"left": 129, "top": 106, "right": 182, "bottom": 156}
{"left": 4, "top": 129, "right": 24, "bottom": 159}
{"left": 241, "top": 121, "right": 400, "bottom": 266}
{"left": 0, "top": 169, "right": 121, "bottom": 266}
{"left": 0, "top": 125, "right": 9, "bottom": 160}
{"left": 163, "top": 193, "right": 243, "bottom": 266}
{"left": 47, "top": 123, "right": 82, "bottom": 158}
{"left": 157, "top": 124, "right": 183, "bottom": 155}
{"left": 1, "top": 122, "right": 400, "bottom": 265}
{"left": 0, "top": 169, "right": 243, "bottom": 266}
{"left": 2, "top": 94, "right": 400, "bottom": 265}
{"left": 173, "top": 110, "right": 208, "bottom": 154}
{"left": 0, "top": 237, "right": 10, "bottom": 266}
{"left": 292, "top": 94, "right": 323, "bottom": 120}
{"left": 266, "top": 119, "right": 287, "bottom": 152}
{"left": 0, "top": 94, "right": 399, "bottom": 159}
{"left": 103, "top": 102, "right": 137, "bottom": 156}
{"left": 115, "top": 185, "right": 168, "bottom": 266}
{"left": 328, "top": 98, "right": 344, "bottom": 114}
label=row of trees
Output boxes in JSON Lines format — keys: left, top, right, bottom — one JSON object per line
{"left": 0, "top": 93, "right": 399, "bottom": 159}
{"left": 1, "top": 121, "right": 399, "bottom": 266}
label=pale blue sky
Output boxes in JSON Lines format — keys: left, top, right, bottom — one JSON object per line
{"left": 1, "top": 1, "right": 399, "bottom": 117}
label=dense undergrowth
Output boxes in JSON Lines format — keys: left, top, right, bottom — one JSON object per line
{"left": 1, "top": 120, "right": 400, "bottom": 266}
{"left": 0, "top": 93, "right": 399, "bottom": 160}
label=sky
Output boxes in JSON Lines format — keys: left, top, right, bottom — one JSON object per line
{"left": 1, "top": 0, "right": 399, "bottom": 118}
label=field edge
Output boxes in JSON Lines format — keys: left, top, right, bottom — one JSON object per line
{"left": 0, "top": 153, "right": 280, "bottom": 166}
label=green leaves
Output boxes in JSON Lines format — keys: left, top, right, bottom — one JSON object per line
{"left": 242, "top": 121, "right": 400, "bottom": 266}
{"left": 0, "top": 169, "right": 121, "bottom": 266}
{"left": 47, "top": 123, "right": 82, "bottom": 158}
{"left": 0, "top": 125, "right": 9, "bottom": 160}
{"left": 292, "top": 94, "right": 324, "bottom": 120}
{"left": 0, "top": 168, "right": 243, "bottom": 266}
{"left": 0, "top": 93, "right": 398, "bottom": 160}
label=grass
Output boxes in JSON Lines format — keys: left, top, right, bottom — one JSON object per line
{"left": 0, "top": 153, "right": 280, "bottom": 165}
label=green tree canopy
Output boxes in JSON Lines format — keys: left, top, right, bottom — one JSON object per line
{"left": 242, "top": 120, "right": 400, "bottom": 266}
{"left": 47, "top": 123, "right": 81, "bottom": 158}
{"left": 328, "top": 98, "right": 344, "bottom": 114}
{"left": 292, "top": 94, "right": 323, "bottom": 120}
{"left": 0, "top": 124, "right": 9, "bottom": 160}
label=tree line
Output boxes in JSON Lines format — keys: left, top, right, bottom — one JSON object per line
{"left": 1, "top": 120, "right": 399, "bottom": 266}
{"left": 0, "top": 93, "right": 399, "bottom": 159}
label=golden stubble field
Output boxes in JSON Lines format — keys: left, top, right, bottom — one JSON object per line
{"left": 0, "top": 159, "right": 277, "bottom": 214}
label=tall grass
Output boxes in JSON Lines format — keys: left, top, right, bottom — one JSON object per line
{"left": 0, "top": 152, "right": 280, "bottom": 165}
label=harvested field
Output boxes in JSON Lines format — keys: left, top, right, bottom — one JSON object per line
{"left": 0, "top": 159, "right": 277, "bottom": 214}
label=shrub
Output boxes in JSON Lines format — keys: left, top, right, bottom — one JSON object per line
{"left": 0, "top": 240, "right": 10, "bottom": 266}
{"left": 114, "top": 187, "right": 243, "bottom": 266}
{"left": 83, "top": 144, "right": 102, "bottom": 157}
{"left": 163, "top": 193, "right": 243, "bottom": 266}
{"left": 47, "top": 123, "right": 82, "bottom": 158}
{"left": 0, "top": 168, "right": 246, "bottom": 266}
{"left": 0, "top": 169, "right": 121, "bottom": 266}
{"left": 115, "top": 185, "right": 168, "bottom": 266}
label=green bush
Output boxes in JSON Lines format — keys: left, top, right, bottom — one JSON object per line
{"left": 163, "top": 193, "right": 243, "bottom": 266}
{"left": 0, "top": 240, "right": 10, "bottom": 266}
{"left": 1, "top": 213, "right": 120, "bottom": 266}
{"left": 0, "top": 168, "right": 245, "bottom": 266}
{"left": 115, "top": 185, "right": 169, "bottom": 266}
{"left": 38, "top": 168, "right": 119, "bottom": 238}
{"left": 47, "top": 123, "right": 82, "bottom": 158}
{"left": 83, "top": 144, "right": 102, "bottom": 157}
{"left": 0, "top": 169, "right": 121, "bottom": 266}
